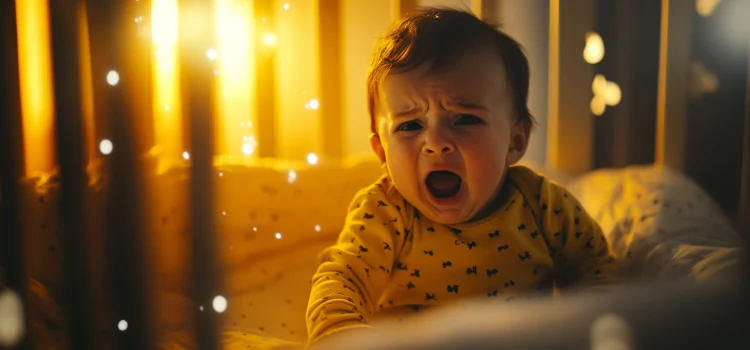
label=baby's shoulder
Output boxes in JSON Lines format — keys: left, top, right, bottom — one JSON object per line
{"left": 507, "top": 165, "right": 582, "bottom": 212}
{"left": 349, "top": 175, "right": 404, "bottom": 208}
{"left": 347, "top": 175, "right": 415, "bottom": 224}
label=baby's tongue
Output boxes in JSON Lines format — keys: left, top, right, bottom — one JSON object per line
{"left": 426, "top": 171, "right": 461, "bottom": 197}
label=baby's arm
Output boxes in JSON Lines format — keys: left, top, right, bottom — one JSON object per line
{"left": 306, "top": 184, "right": 405, "bottom": 345}
{"left": 540, "top": 179, "right": 619, "bottom": 291}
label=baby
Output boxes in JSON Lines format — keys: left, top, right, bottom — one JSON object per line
{"left": 305, "top": 7, "right": 618, "bottom": 346}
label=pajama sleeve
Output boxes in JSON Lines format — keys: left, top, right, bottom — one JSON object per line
{"left": 306, "top": 182, "right": 406, "bottom": 345}
{"left": 539, "top": 178, "right": 619, "bottom": 290}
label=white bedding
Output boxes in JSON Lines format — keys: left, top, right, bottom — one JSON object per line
{"left": 564, "top": 164, "right": 744, "bottom": 281}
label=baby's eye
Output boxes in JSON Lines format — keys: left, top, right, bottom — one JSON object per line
{"left": 396, "top": 120, "right": 423, "bottom": 132}
{"left": 455, "top": 114, "right": 483, "bottom": 125}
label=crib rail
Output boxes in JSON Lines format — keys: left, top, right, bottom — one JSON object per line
{"left": 48, "top": 1, "right": 98, "bottom": 349}
{"left": 0, "top": 1, "right": 30, "bottom": 349}
{"left": 180, "top": 0, "right": 222, "bottom": 348}
{"left": 741, "top": 37, "right": 750, "bottom": 272}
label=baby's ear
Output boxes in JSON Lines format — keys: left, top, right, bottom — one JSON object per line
{"left": 369, "top": 133, "right": 387, "bottom": 164}
{"left": 506, "top": 122, "right": 530, "bottom": 165}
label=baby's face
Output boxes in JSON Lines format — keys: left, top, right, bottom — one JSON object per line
{"left": 372, "top": 46, "right": 528, "bottom": 225}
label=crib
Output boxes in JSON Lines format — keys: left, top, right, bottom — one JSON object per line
{"left": 0, "top": 0, "right": 749, "bottom": 349}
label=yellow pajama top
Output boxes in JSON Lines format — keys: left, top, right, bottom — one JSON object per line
{"left": 306, "top": 166, "right": 618, "bottom": 344}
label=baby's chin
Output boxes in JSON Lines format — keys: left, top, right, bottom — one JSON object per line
{"left": 415, "top": 201, "right": 478, "bottom": 226}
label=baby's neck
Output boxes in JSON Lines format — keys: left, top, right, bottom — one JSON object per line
{"left": 465, "top": 174, "right": 510, "bottom": 223}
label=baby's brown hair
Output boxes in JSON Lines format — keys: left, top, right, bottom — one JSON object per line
{"left": 367, "top": 7, "right": 534, "bottom": 134}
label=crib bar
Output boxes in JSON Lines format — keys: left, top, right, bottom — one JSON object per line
{"left": 255, "top": 0, "right": 277, "bottom": 158}
{"left": 391, "top": 0, "right": 417, "bottom": 22}
{"left": 740, "top": 37, "right": 750, "bottom": 243}
{"left": 95, "top": 0, "right": 155, "bottom": 348}
{"left": 318, "top": 0, "right": 344, "bottom": 158}
{"left": 546, "top": 0, "right": 596, "bottom": 174}
{"left": 0, "top": 1, "right": 32, "bottom": 349}
{"left": 48, "top": 0, "right": 95, "bottom": 349}
{"left": 179, "top": 0, "right": 221, "bottom": 348}
{"left": 655, "top": 0, "right": 692, "bottom": 171}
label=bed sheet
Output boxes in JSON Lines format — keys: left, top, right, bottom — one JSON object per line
{"left": 565, "top": 164, "right": 744, "bottom": 280}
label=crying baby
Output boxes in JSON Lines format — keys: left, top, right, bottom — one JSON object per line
{"left": 304, "top": 7, "right": 618, "bottom": 347}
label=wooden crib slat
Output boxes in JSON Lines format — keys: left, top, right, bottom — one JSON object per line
{"left": 0, "top": 1, "right": 32, "bottom": 348}
{"left": 546, "top": 0, "right": 596, "bottom": 174}
{"left": 655, "top": 0, "right": 692, "bottom": 171}
{"left": 179, "top": 0, "right": 221, "bottom": 348}
{"left": 740, "top": 37, "right": 750, "bottom": 241}
{"left": 48, "top": 0, "right": 95, "bottom": 349}
{"left": 90, "top": 0, "right": 155, "bottom": 348}
{"left": 255, "top": 0, "right": 277, "bottom": 158}
{"left": 319, "top": 0, "right": 344, "bottom": 158}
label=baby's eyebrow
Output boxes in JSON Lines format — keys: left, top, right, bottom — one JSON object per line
{"left": 392, "top": 108, "right": 422, "bottom": 119}
{"left": 447, "top": 100, "right": 488, "bottom": 112}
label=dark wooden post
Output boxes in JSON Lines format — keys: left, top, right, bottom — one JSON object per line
{"left": 179, "top": 1, "right": 221, "bottom": 348}
{"left": 547, "top": 0, "right": 597, "bottom": 173}
{"left": 740, "top": 38, "right": 750, "bottom": 278}
{"left": 593, "top": 0, "right": 660, "bottom": 168}
{"left": 48, "top": 0, "right": 94, "bottom": 349}
{"left": 81, "top": 0, "right": 155, "bottom": 348}
{"left": 0, "top": 0, "right": 32, "bottom": 348}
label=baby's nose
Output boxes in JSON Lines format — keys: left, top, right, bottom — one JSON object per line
{"left": 423, "top": 132, "right": 455, "bottom": 154}
{"left": 424, "top": 145, "right": 453, "bottom": 154}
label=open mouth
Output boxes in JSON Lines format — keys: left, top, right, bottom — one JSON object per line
{"left": 425, "top": 171, "right": 462, "bottom": 199}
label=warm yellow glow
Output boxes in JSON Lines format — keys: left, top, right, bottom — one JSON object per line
{"left": 305, "top": 98, "right": 320, "bottom": 110}
{"left": 275, "top": 0, "right": 321, "bottom": 159}
{"left": 152, "top": 0, "right": 183, "bottom": 162}
{"left": 78, "top": 3, "right": 96, "bottom": 166}
{"left": 283, "top": 3, "right": 290, "bottom": 10}
{"left": 242, "top": 142, "right": 254, "bottom": 155}
{"left": 16, "top": 0, "right": 56, "bottom": 176}
{"left": 0, "top": 288, "right": 25, "bottom": 347}
{"left": 603, "top": 81, "right": 622, "bottom": 106}
{"left": 583, "top": 32, "right": 605, "bottom": 64}
{"left": 106, "top": 70, "right": 120, "bottom": 86}
{"left": 263, "top": 32, "right": 277, "bottom": 46}
{"left": 590, "top": 95, "right": 606, "bottom": 116}
{"left": 216, "top": 0, "right": 257, "bottom": 160}
{"left": 287, "top": 170, "right": 297, "bottom": 183}
{"left": 99, "top": 139, "right": 113, "bottom": 155}
{"left": 212, "top": 295, "right": 227, "bottom": 313}
{"left": 306, "top": 152, "right": 318, "bottom": 165}
{"left": 314, "top": 224, "right": 321, "bottom": 232}
{"left": 590, "top": 74, "right": 621, "bottom": 116}
{"left": 206, "top": 48, "right": 218, "bottom": 61}
{"left": 696, "top": 0, "right": 721, "bottom": 17}
{"left": 182, "top": 151, "right": 190, "bottom": 160}
{"left": 592, "top": 74, "right": 607, "bottom": 96}
{"left": 275, "top": 232, "right": 282, "bottom": 239}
